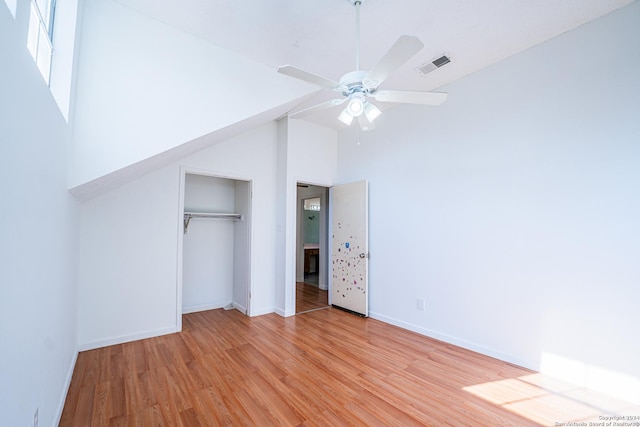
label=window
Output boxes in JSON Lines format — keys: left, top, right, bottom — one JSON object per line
{"left": 2, "top": 0, "right": 17, "bottom": 18}
{"left": 304, "top": 197, "right": 321, "bottom": 211}
{"left": 27, "top": 0, "right": 56, "bottom": 84}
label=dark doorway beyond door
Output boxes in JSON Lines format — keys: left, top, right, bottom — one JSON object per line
{"left": 296, "top": 281, "right": 328, "bottom": 313}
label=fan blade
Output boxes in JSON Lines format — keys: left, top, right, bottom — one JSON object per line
{"left": 278, "top": 65, "right": 339, "bottom": 89}
{"left": 290, "top": 98, "right": 346, "bottom": 119}
{"left": 365, "top": 36, "right": 424, "bottom": 88}
{"left": 375, "top": 90, "right": 448, "bottom": 105}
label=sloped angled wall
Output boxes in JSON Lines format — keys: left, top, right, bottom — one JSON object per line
{"left": 70, "top": 0, "right": 316, "bottom": 192}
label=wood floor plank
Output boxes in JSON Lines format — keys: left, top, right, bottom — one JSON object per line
{"left": 108, "top": 377, "right": 126, "bottom": 420}
{"left": 242, "top": 372, "right": 305, "bottom": 426}
{"left": 234, "top": 387, "right": 279, "bottom": 426}
{"left": 61, "top": 307, "right": 639, "bottom": 426}
{"left": 350, "top": 390, "right": 426, "bottom": 427}
{"left": 122, "top": 368, "right": 144, "bottom": 417}
{"left": 90, "top": 381, "right": 110, "bottom": 426}
{"left": 178, "top": 407, "right": 202, "bottom": 427}
{"left": 191, "top": 387, "right": 233, "bottom": 426}
{"left": 149, "top": 366, "right": 182, "bottom": 426}
{"left": 296, "top": 282, "right": 328, "bottom": 313}
{"left": 164, "top": 360, "right": 198, "bottom": 412}
{"left": 70, "top": 384, "right": 95, "bottom": 426}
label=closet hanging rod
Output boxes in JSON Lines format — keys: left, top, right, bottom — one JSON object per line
{"left": 184, "top": 212, "right": 242, "bottom": 219}
{"left": 183, "top": 212, "right": 243, "bottom": 234}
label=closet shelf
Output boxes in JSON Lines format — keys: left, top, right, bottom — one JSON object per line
{"left": 183, "top": 212, "right": 243, "bottom": 233}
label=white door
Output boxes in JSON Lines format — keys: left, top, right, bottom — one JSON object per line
{"left": 331, "top": 180, "right": 369, "bottom": 316}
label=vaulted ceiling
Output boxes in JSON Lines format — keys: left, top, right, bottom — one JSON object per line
{"left": 111, "top": 0, "right": 633, "bottom": 127}
{"left": 69, "top": 0, "right": 635, "bottom": 198}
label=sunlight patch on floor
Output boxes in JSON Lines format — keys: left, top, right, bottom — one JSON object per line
{"left": 464, "top": 372, "right": 640, "bottom": 426}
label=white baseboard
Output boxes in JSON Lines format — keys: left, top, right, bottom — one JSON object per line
{"left": 184, "top": 302, "right": 270, "bottom": 317}
{"left": 182, "top": 302, "right": 229, "bottom": 314}
{"left": 249, "top": 307, "right": 276, "bottom": 317}
{"left": 54, "top": 348, "right": 78, "bottom": 426}
{"left": 232, "top": 302, "right": 247, "bottom": 314}
{"left": 77, "top": 326, "right": 178, "bottom": 351}
{"left": 368, "top": 310, "right": 539, "bottom": 372}
{"left": 272, "top": 307, "right": 286, "bottom": 317}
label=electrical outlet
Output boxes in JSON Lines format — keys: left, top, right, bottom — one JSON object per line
{"left": 417, "top": 298, "right": 425, "bottom": 311}
{"left": 34, "top": 408, "right": 38, "bottom": 427}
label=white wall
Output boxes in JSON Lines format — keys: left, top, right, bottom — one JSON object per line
{"left": 0, "top": 1, "right": 80, "bottom": 425}
{"left": 338, "top": 1, "right": 640, "bottom": 400}
{"left": 70, "top": 0, "right": 316, "bottom": 189}
{"left": 275, "top": 118, "right": 338, "bottom": 316}
{"left": 233, "top": 180, "right": 252, "bottom": 314}
{"left": 77, "top": 123, "right": 279, "bottom": 349}
{"left": 77, "top": 161, "right": 179, "bottom": 348}
{"left": 182, "top": 175, "right": 236, "bottom": 313}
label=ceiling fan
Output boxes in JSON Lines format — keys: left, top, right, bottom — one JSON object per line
{"left": 278, "top": 0, "right": 448, "bottom": 131}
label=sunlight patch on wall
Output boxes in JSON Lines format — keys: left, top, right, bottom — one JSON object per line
{"left": 540, "top": 352, "right": 640, "bottom": 406}
{"left": 464, "top": 371, "right": 640, "bottom": 426}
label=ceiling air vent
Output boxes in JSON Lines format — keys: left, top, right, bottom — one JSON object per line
{"left": 418, "top": 54, "right": 451, "bottom": 76}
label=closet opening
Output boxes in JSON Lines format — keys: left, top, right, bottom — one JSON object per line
{"left": 296, "top": 183, "right": 329, "bottom": 314}
{"left": 177, "top": 171, "right": 251, "bottom": 327}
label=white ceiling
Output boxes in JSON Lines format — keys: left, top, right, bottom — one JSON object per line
{"left": 112, "top": 0, "right": 634, "bottom": 127}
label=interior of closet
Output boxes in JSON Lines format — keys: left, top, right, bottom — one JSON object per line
{"left": 182, "top": 173, "right": 251, "bottom": 315}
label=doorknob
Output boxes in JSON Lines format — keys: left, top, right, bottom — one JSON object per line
{"left": 359, "top": 253, "right": 369, "bottom": 259}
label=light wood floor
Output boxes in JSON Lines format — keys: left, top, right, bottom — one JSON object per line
{"left": 60, "top": 308, "right": 639, "bottom": 426}
{"left": 296, "top": 282, "right": 328, "bottom": 313}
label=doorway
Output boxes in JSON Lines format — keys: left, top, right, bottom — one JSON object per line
{"left": 296, "top": 183, "right": 329, "bottom": 313}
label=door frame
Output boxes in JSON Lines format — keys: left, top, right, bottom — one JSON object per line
{"left": 176, "top": 166, "right": 253, "bottom": 331}
{"left": 293, "top": 181, "right": 330, "bottom": 314}
{"left": 296, "top": 187, "right": 328, "bottom": 289}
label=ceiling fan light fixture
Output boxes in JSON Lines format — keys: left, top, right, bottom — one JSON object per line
{"left": 346, "top": 95, "right": 365, "bottom": 117}
{"left": 358, "top": 115, "right": 376, "bottom": 131}
{"left": 364, "top": 102, "right": 381, "bottom": 123}
{"left": 338, "top": 108, "right": 354, "bottom": 125}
